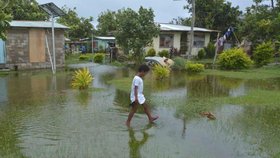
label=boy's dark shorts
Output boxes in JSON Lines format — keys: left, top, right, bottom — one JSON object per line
{"left": 129, "top": 101, "right": 143, "bottom": 106}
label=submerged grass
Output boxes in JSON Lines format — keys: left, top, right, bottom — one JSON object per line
{"left": 109, "top": 79, "right": 280, "bottom": 108}
{"left": 107, "top": 77, "right": 131, "bottom": 92}
{"left": 226, "top": 89, "right": 280, "bottom": 107}
{"left": 203, "top": 65, "right": 280, "bottom": 79}
{"left": 0, "top": 71, "right": 9, "bottom": 76}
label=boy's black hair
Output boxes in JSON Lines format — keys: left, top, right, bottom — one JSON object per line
{"left": 138, "top": 64, "right": 150, "bottom": 72}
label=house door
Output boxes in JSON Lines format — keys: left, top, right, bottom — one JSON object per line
{"left": 0, "top": 39, "right": 5, "bottom": 64}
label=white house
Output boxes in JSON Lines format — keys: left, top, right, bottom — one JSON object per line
{"left": 148, "top": 23, "right": 219, "bottom": 56}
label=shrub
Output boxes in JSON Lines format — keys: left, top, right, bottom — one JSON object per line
{"left": 71, "top": 68, "right": 94, "bottom": 89}
{"left": 204, "top": 43, "right": 216, "bottom": 58}
{"left": 218, "top": 48, "right": 253, "bottom": 70}
{"left": 253, "top": 41, "right": 274, "bottom": 67}
{"left": 152, "top": 64, "right": 170, "bottom": 80}
{"left": 117, "top": 54, "right": 129, "bottom": 62}
{"left": 185, "top": 62, "right": 205, "bottom": 73}
{"left": 79, "top": 54, "right": 90, "bottom": 61}
{"left": 93, "top": 53, "right": 105, "bottom": 63}
{"left": 197, "top": 49, "right": 206, "bottom": 59}
{"left": 171, "top": 57, "right": 186, "bottom": 71}
{"left": 146, "top": 48, "right": 156, "bottom": 57}
{"left": 158, "top": 50, "right": 169, "bottom": 57}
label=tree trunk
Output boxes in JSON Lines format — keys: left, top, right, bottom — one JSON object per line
{"left": 188, "top": 0, "right": 195, "bottom": 59}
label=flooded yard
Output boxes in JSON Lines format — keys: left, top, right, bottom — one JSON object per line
{"left": 0, "top": 64, "right": 280, "bottom": 158}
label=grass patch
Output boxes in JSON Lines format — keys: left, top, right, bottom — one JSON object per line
{"left": 227, "top": 89, "right": 280, "bottom": 107}
{"left": 175, "top": 89, "right": 280, "bottom": 120}
{"left": 0, "top": 71, "right": 9, "bottom": 76}
{"left": 107, "top": 78, "right": 132, "bottom": 92}
{"left": 192, "top": 59, "right": 213, "bottom": 64}
{"left": 65, "top": 53, "right": 92, "bottom": 65}
{"left": 203, "top": 65, "right": 280, "bottom": 79}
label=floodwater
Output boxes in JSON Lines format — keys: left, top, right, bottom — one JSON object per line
{"left": 0, "top": 64, "right": 280, "bottom": 158}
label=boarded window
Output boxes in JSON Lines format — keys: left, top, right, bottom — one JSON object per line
{"left": 159, "top": 34, "right": 174, "bottom": 48}
{"left": 29, "top": 29, "right": 46, "bottom": 62}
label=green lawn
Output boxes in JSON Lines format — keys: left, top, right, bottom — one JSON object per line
{"left": 65, "top": 53, "right": 94, "bottom": 65}
{"left": 203, "top": 65, "right": 280, "bottom": 79}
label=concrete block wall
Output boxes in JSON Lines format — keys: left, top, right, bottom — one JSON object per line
{"left": 5, "top": 28, "right": 65, "bottom": 70}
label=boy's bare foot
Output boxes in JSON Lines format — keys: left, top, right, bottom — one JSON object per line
{"left": 149, "top": 116, "right": 159, "bottom": 122}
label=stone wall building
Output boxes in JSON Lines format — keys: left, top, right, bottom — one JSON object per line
{"left": 0, "top": 21, "right": 68, "bottom": 70}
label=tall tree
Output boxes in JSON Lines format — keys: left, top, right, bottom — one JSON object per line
{"left": 170, "top": 17, "right": 191, "bottom": 26}
{"left": 97, "top": 10, "right": 117, "bottom": 36}
{"left": 0, "top": 0, "right": 12, "bottom": 40}
{"left": 2, "top": 0, "right": 48, "bottom": 20}
{"left": 115, "top": 7, "right": 160, "bottom": 63}
{"left": 97, "top": 7, "right": 160, "bottom": 63}
{"left": 185, "top": 0, "right": 241, "bottom": 32}
{"left": 238, "top": 1, "right": 280, "bottom": 44}
{"left": 57, "top": 6, "right": 93, "bottom": 40}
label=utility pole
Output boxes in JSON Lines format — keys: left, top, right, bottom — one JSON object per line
{"left": 188, "top": 0, "right": 195, "bottom": 59}
{"left": 40, "top": 3, "right": 65, "bottom": 74}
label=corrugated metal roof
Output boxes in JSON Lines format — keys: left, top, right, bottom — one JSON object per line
{"left": 95, "top": 36, "right": 115, "bottom": 40}
{"left": 159, "top": 23, "right": 219, "bottom": 32}
{"left": 10, "top": 20, "right": 68, "bottom": 29}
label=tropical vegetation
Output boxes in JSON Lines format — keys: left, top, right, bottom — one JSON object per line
{"left": 218, "top": 48, "right": 253, "bottom": 70}
{"left": 71, "top": 68, "right": 94, "bottom": 90}
{"left": 152, "top": 64, "right": 170, "bottom": 80}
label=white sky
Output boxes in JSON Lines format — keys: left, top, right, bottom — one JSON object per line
{"left": 36, "top": 0, "right": 269, "bottom": 26}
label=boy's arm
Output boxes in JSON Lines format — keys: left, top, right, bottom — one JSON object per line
{"left": 134, "top": 86, "right": 139, "bottom": 104}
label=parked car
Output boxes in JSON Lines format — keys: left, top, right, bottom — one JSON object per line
{"left": 145, "top": 56, "right": 174, "bottom": 67}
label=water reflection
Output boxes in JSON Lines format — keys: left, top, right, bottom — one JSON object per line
{"left": 75, "top": 90, "right": 92, "bottom": 106}
{"left": 187, "top": 75, "right": 231, "bottom": 98}
{"left": 128, "top": 124, "right": 153, "bottom": 158}
{"left": 0, "top": 78, "right": 7, "bottom": 104}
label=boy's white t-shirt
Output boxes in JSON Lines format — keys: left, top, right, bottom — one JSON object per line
{"left": 130, "top": 75, "right": 145, "bottom": 104}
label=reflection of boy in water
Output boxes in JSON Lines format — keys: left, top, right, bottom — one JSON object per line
{"left": 128, "top": 124, "right": 152, "bottom": 158}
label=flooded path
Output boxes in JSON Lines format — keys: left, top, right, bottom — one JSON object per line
{"left": 0, "top": 64, "right": 280, "bottom": 158}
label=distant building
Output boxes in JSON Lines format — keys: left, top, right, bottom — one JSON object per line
{"left": 148, "top": 23, "right": 219, "bottom": 57}
{"left": 0, "top": 20, "right": 68, "bottom": 70}
{"left": 66, "top": 36, "right": 115, "bottom": 54}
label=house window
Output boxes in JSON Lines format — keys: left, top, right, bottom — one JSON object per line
{"left": 193, "top": 34, "right": 205, "bottom": 48}
{"left": 159, "top": 34, "right": 174, "bottom": 48}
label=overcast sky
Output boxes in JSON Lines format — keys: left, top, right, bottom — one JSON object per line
{"left": 36, "top": 0, "right": 267, "bottom": 26}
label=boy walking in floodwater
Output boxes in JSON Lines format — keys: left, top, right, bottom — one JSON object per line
{"left": 126, "top": 64, "right": 158, "bottom": 127}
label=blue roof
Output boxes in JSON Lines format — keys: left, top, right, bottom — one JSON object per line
{"left": 10, "top": 20, "right": 68, "bottom": 29}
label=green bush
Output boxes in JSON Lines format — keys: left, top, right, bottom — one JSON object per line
{"left": 79, "top": 54, "right": 90, "bottom": 61}
{"left": 153, "top": 64, "right": 170, "bottom": 80}
{"left": 146, "top": 48, "right": 156, "bottom": 57}
{"left": 117, "top": 54, "right": 129, "bottom": 62}
{"left": 171, "top": 57, "right": 186, "bottom": 71}
{"left": 93, "top": 53, "right": 105, "bottom": 63}
{"left": 158, "top": 50, "right": 169, "bottom": 57}
{"left": 218, "top": 48, "right": 253, "bottom": 70}
{"left": 71, "top": 68, "right": 94, "bottom": 90}
{"left": 197, "top": 49, "right": 206, "bottom": 59}
{"left": 253, "top": 41, "right": 274, "bottom": 67}
{"left": 185, "top": 62, "right": 205, "bottom": 73}
{"left": 204, "top": 43, "right": 216, "bottom": 58}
